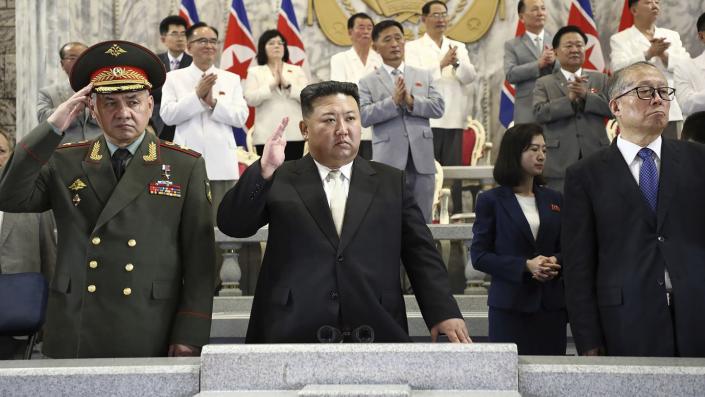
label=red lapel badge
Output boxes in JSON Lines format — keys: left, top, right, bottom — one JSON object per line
{"left": 550, "top": 204, "right": 560, "bottom": 212}
{"left": 415, "top": 81, "right": 423, "bottom": 87}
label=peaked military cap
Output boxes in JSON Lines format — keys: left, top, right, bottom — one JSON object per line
{"left": 70, "top": 40, "right": 166, "bottom": 94}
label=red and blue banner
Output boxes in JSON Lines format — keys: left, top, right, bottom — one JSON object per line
{"left": 179, "top": 0, "right": 200, "bottom": 27}
{"left": 499, "top": 20, "right": 525, "bottom": 129}
{"left": 567, "top": 0, "right": 606, "bottom": 73}
{"left": 277, "top": 0, "right": 306, "bottom": 66}
{"left": 221, "top": 0, "right": 257, "bottom": 146}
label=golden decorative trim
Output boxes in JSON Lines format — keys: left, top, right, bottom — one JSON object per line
{"left": 94, "top": 84, "right": 149, "bottom": 93}
{"left": 105, "top": 44, "right": 127, "bottom": 57}
{"left": 89, "top": 141, "right": 103, "bottom": 161}
{"left": 91, "top": 68, "right": 152, "bottom": 88}
{"left": 143, "top": 142, "right": 158, "bottom": 161}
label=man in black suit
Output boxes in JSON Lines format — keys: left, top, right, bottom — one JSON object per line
{"left": 217, "top": 81, "right": 469, "bottom": 343}
{"left": 152, "top": 15, "right": 193, "bottom": 141}
{"left": 562, "top": 61, "right": 705, "bottom": 357}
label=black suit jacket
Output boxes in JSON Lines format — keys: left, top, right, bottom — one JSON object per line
{"left": 217, "top": 156, "right": 461, "bottom": 343}
{"left": 562, "top": 139, "right": 705, "bottom": 357}
{"left": 471, "top": 185, "right": 565, "bottom": 313}
{"left": 152, "top": 52, "right": 193, "bottom": 140}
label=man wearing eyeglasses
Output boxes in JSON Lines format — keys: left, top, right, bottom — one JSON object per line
{"left": 37, "top": 42, "right": 102, "bottom": 144}
{"left": 152, "top": 15, "right": 192, "bottom": 142}
{"left": 562, "top": 61, "right": 705, "bottom": 357}
{"left": 161, "top": 22, "right": 249, "bottom": 220}
{"left": 405, "top": 0, "right": 476, "bottom": 213}
{"left": 532, "top": 25, "right": 611, "bottom": 192}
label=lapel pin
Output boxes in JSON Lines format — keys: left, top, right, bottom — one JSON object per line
{"left": 72, "top": 194, "right": 81, "bottom": 207}
{"left": 550, "top": 204, "right": 560, "bottom": 212}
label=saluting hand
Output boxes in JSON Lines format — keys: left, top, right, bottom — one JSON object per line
{"left": 47, "top": 84, "right": 92, "bottom": 132}
{"left": 260, "top": 117, "right": 289, "bottom": 180}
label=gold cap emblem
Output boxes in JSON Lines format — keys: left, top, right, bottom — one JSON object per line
{"left": 105, "top": 44, "right": 127, "bottom": 57}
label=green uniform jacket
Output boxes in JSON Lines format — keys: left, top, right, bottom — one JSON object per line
{"left": 0, "top": 122, "right": 215, "bottom": 358}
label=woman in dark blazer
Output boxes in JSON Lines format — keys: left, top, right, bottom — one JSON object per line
{"left": 470, "top": 123, "right": 567, "bottom": 355}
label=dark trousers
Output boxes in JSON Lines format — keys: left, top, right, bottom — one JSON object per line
{"left": 432, "top": 128, "right": 463, "bottom": 213}
{"left": 255, "top": 140, "right": 305, "bottom": 161}
{"left": 489, "top": 306, "right": 568, "bottom": 355}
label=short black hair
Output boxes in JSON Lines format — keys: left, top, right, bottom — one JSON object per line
{"left": 300, "top": 81, "right": 360, "bottom": 118}
{"left": 372, "top": 20, "right": 404, "bottom": 41}
{"left": 421, "top": 1, "right": 447, "bottom": 15}
{"left": 552, "top": 25, "right": 588, "bottom": 50}
{"left": 493, "top": 123, "right": 546, "bottom": 187}
{"left": 697, "top": 12, "right": 705, "bottom": 33}
{"left": 159, "top": 15, "right": 188, "bottom": 35}
{"left": 518, "top": 0, "right": 526, "bottom": 15}
{"left": 256, "top": 30, "right": 290, "bottom": 65}
{"left": 347, "top": 12, "right": 374, "bottom": 30}
{"left": 186, "top": 22, "right": 218, "bottom": 41}
{"left": 682, "top": 111, "right": 705, "bottom": 143}
{"left": 628, "top": 0, "right": 640, "bottom": 8}
{"left": 59, "top": 42, "right": 87, "bottom": 59}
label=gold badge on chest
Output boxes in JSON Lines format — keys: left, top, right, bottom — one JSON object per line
{"left": 148, "top": 164, "right": 182, "bottom": 198}
{"left": 68, "top": 178, "right": 87, "bottom": 207}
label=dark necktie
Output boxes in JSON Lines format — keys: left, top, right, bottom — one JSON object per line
{"left": 637, "top": 148, "right": 658, "bottom": 212}
{"left": 111, "top": 148, "right": 131, "bottom": 180}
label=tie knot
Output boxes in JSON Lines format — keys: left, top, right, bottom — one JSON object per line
{"left": 637, "top": 148, "right": 654, "bottom": 161}
{"left": 391, "top": 69, "right": 401, "bottom": 76}
{"left": 112, "top": 148, "right": 131, "bottom": 161}
{"left": 327, "top": 170, "right": 341, "bottom": 182}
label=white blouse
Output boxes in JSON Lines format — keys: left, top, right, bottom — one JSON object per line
{"left": 515, "top": 194, "right": 540, "bottom": 240}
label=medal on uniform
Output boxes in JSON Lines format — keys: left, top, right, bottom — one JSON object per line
{"left": 149, "top": 164, "right": 181, "bottom": 198}
{"left": 68, "top": 178, "right": 87, "bottom": 207}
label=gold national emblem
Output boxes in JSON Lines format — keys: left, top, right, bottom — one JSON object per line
{"left": 143, "top": 142, "right": 158, "bottom": 161}
{"left": 68, "top": 178, "right": 87, "bottom": 191}
{"left": 105, "top": 44, "right": 127, "bottom": 57}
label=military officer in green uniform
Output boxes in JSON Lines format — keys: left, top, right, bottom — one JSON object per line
{"left": 0, "top": 40, "right": 215, "bottom": 358}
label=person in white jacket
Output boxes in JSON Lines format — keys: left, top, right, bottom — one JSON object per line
{"left": 610, "top": 0, "right": 690, "bottom": 139}
{"left": 161, "top": 22, "right": 249, "bottom": 216}
{"left": 329, "top": 13, "right": 383, "bottom": 160}
{"left": 245, "top": 30, "right": 307, "bottom": 159}
{"left": 674, "top": 12, "right": 705, "bottom": 118}
{"left": 405, "top": 0, "right": 476, "bottom": 213}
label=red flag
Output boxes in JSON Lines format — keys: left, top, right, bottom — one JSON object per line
{"left": 277, "top": 0, "right": 306, "bottom": 66}
{"left": 567, "top": 0, "right": 607, "bottom": 73}
{"left": 619, "top": 0, "right": 634, "bottom": 32}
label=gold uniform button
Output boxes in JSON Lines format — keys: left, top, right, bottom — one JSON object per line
{"left": 125, "top": 263, "right": 134, "bottom": 272}
{"left": 123, "top": 288, "right": 132, "bottom": 296}
{"left": 89, "top": 260, "right": 98, "bottom": 269}
{"left": 87, "top": 285, "right": 96, "bottom": 293}
{"left": 127, "top": 239, "right": 137, "bottom": 247}
{"left": 91, "top": 237, "right": 101, "bottom": 245}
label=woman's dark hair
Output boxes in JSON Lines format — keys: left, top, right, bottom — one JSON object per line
{"left": 493, "top": 123, "right": 546, "bottom": 187}
{"left": 256, "top": 29, "right": 290, "bottom": 65}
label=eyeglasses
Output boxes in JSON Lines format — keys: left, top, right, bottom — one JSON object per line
{"left": 166, "top": 32, "right": 186, "bottom": 38}
{"left": 189, "top": 38, "right": 218, "bottom": 46}
{"left": 427, "top": 12, "right": 448, "bottom": 19}
{"left": 613, "top": 86, "right": 676, "bottom": 101}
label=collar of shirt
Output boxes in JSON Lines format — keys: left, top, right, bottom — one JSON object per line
{"left": 313, "top": 158, "right": 353, "bottom": 183}
{"left": 560, "top": 68, "right": 583, "bottom": 82}
{"left": 525, "top": 30, "right": 545, "bottom": 45}
{"left": 105, "top": 132, "right": 146, "bottom": 156}
{"left": 168, "top": 52, "right": 183, "bottom": 66}
{"left": 421, "top": 33, "right": 448, "bottom": 52}
{"left": 617, "top": 134, "right": 662, "bottom": 183}
{"left": 188, "top": 63, "right": 217, "bottom": 77}
{"left": 382, "top": 62, "right": 405, "bottom": 77}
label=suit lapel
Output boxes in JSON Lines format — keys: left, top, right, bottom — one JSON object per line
{"left": 554, "top": 70, "right": 569, "bottom": 97}
{"left": 603, "top": 144, "right": 656, "bottom": 229}
{"left": 534, "top": 187, "right": 553, "bottom": 248}
{"left": 375, "top": 68, "right": 395, "bottom": 96}
{"left": 338, "top": 158, "right": 379, "bottom": 253}
{"left": 82, "top": 136, "right": 117, "bottom": 205}
{"left": 92, "top": 133, "right": 162, "bottom": 232}
{"left": 521, "top": 34, "right": 539, "bottom": 58}
{"left": 179, "top": 54, "right": 192, "bottom": 69}
{"left": 497, "top": 186, "right": 535, "bottom": 246}
{"left": 656, "top": 140, "right": 679, "bottom": 230}
{"left": 292, "top": 156, "right": 339, "bottom": 249}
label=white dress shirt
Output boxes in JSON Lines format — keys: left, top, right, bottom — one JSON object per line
{"left": 674, "top": 51, "right": 705, "bottom": 117}
{"left": 405, "top": 33, "right": 476, "bottom": 129}
{"left": 515, "top": 194, "right": 540, "bottom": 240}
{"left": 160, "top": 63, "right": 249, "bottom": 181}
{"left": 167, "top": 52, "right": 184, "bottom": 71}
{"left": 313, "top": 159, "right": 352, "bottom": 206}
{"left": 560, "top": 67, "right": 582, "bottom": 82}
{"left": 526, "top": 29, "right": 546, "bottom": 52}
{"left": 610, "top": 26, "right": 690, "bottom": 121}
{"left": 330, "top": 47, "right": 382, "bottom": 141}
